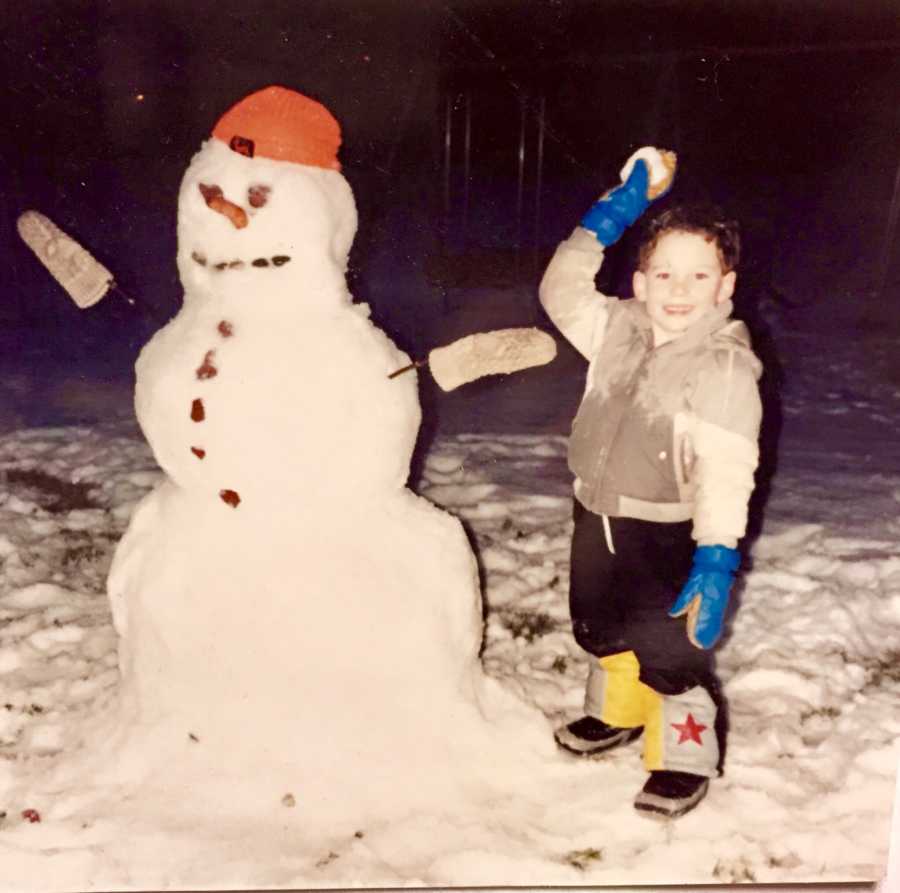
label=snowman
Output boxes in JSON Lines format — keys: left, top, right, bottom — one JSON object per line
{"left": 102, "top": 86, "right": 550, "bottom": 822}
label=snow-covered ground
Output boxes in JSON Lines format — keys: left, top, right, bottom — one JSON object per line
{"left": 0, "top": 315, "right": 897, "bottom": 888}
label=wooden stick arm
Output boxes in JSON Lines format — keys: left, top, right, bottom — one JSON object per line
{"left": 387, "top": 358, "right": 428, "bottom": 379}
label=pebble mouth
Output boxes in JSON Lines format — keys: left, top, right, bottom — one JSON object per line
{"left": 191, "top": 251, "right": 291, "bottom": 270}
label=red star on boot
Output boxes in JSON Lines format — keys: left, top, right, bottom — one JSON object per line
{"left": 671, "top": 712, "right": 707, "bottom": 745}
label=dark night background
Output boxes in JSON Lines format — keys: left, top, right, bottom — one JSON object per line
{"left": 1, "top": 0, "right": 899, "bottom": 430}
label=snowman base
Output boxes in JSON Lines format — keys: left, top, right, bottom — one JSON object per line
{"left": 95, "top": 480, "right": 552, "bottom": 829}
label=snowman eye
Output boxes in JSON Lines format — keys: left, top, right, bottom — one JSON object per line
{"left": 248, "top": 185, "right": 271, "bottom": 208}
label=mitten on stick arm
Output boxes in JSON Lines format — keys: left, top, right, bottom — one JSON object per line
{"left": 669, "top": 545, "right": 740, "bottom": 649}
{"left": 580, "top": 148, "right": 677, "bottom": 247}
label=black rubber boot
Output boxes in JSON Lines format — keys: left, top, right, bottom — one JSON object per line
{"left": 633, "top": 770, "right": 710, "bottom": 819}
{"left": 553, "top": 716, "right": 643, "bottom": 757}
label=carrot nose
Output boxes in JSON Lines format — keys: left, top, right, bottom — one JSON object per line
{"left": 198, "top": 183, "right": 248, "bottom": 229}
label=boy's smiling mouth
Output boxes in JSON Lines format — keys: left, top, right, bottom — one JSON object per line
{"left": 663, "top": 304, "right": 696, "bottom": 315}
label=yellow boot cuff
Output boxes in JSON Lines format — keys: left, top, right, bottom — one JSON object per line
{"left": 641, "top": 686, "right": 665, "bottom": 771}
{"left": 598, "top": 651, "right": 650, "bottom": 729}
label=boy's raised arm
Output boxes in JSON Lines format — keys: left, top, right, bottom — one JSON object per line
{"left": 539, "top": 227, "right": 613, "bottom": 359}
{"left": 539, "top": 149, "right": 676, "bottom": 359}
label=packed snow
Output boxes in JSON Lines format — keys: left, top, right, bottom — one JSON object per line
{"left": 0, "top": 314, "right": 897, "bottom": 888}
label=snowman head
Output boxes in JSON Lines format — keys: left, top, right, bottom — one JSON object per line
{"left": 176, "top": 86, "right": 357, "bottom": 312}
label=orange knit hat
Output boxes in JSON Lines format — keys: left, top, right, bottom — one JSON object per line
{"left": 212, "top": 85, "right": 342, "bottom": 171}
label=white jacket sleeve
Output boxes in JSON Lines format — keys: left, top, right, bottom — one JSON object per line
{"left": 538, "top": 227, "right": 614, "bottom": 360}
{"left": 690, "top": 349, "right": 763, "bottom": 547}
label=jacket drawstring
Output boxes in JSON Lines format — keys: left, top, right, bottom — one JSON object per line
{"left": 602, "top": 513, "right": 616, "bottom": 554}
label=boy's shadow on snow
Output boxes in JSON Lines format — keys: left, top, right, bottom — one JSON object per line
{"left": 738, "top": 273, "right": 788, "bottom": 552}
{"left": 712, "top": 267, "right": 788, "bottom": 773}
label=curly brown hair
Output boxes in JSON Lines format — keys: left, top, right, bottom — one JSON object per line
{"left": 637, "top": 204, "right": 741, "bottom": 273}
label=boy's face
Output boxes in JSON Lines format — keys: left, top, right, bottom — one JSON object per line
{"left": 633, "top": 230, "right": 736, "bottom": 345}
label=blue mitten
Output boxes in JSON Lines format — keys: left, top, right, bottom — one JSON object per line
{"left": 668, "top": 545, "right": 740, "bottom": 649}
{"left": 580, "top": 160, "right": 650, "bottom": 246}
{"left": 580, "top": 149, "right": 676, "bottom": 247}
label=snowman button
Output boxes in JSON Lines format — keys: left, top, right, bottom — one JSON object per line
{"left": 220, "top": 489, "right": 241, "bottom": 508}
{"left": 196, "top": 350, "right": 218, "bottom": 380}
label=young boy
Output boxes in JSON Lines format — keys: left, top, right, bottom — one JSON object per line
{"left": 539, "top": 149, "right": 762, "bottom": 819}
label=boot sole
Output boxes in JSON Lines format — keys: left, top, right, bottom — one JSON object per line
{"left": 633, "top": 778, "right": 709, "bottom": 820}
{"left": 554, "top": 724, "right": 643, "bottom": 757}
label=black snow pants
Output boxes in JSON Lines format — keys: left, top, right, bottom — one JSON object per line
{"left": 568, "top": 500, "right": 717, "bottom": 698}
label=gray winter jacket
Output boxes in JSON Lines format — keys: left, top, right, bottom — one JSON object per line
{"left": 540, "top": 227, "right": 763, "bottom": 547}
